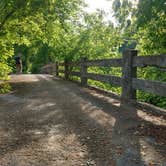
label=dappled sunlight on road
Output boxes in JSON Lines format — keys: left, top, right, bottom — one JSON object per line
{"left": 139, "top": 138, "right": 165, "bottom": 165}
{"left": 137, "top": 110, "right": 166, "bottom": 126}
{"left": 80, "top": 102, "right": 116, "bottom": 128}
{"left": 0, "top": 75, "right": 165, "bottom": 165}
{"left": 27, "top": 102, "right": 56, "bottom": 111}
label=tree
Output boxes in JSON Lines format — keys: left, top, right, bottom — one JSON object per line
{"left": 0, "top": 0, "right": 84, "bottom": 92}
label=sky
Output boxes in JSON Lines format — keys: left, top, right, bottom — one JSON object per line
{"left": 84, "top": 0, "right": 138, "bottom": 24}
{"left": 84, "top": 0, "right": 115, "bottom": 22}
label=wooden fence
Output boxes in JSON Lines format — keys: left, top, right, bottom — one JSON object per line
{"left": 54, "top": 49, "right": 166, "bottom": 102}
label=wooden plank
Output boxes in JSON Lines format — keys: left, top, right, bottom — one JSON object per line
{"left": 85, "top": 73, "right": 122, "bottom": 86}
{"left": 132, "top": 78, "right": 166, "bottom": 97}
{"left": 59, "top": 62, "right": 64, "bottom": 66}
{"left": 80, "top": 57, "right": 88, "bottom": 85}
{"left": 55, "top": 61, "right": 59, "bottom": 76}
{"left": 58, "top": 70, "right": 65, "bottom": 73}
{"left": 64, "top": 59, "right": 69, "bottom": 80}
{"left": 68, "top": 61, "right": 81, "bottom": 66}
{"left": 69, "top": 71, "right": 81, "bottom": 77}
{"left": 133, "top": 54, "right": 166, "bottom": 67}
{"left": 42, "top": 63, "right": 56, "bottom": 68}
{"left": 86, "top": 58, "right": 123, "bottom": 67}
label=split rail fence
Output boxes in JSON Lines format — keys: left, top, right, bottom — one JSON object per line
{"left": 54, "top": 49, "right": 166, "bottom": 102}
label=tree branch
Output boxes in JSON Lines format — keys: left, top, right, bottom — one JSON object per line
{"left": 0, "top": 10, "right": 16, "bottom": 30}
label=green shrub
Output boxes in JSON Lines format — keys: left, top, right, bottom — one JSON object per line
{"left": 0, "top": 83, "right": 11, "bottom": 94}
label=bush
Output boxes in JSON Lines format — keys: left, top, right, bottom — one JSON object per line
{"left": 0, "top": 83, "right": 11, "bottom": 94}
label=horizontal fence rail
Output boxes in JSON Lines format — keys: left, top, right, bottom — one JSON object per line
{"left": 58, "top": 70, "right": 65, "bottom": 73}
{"left": 68, "top": 61, "right": 81, "bottom": 66}
{"left": 132, "top": 78, "right": 166, "bottom": 97}
{"left": 86, "top": 58, "right": 123, "bottom": 67}
{"left": 85, "top": 73, "right": 122, "bottom": 86}
{"left": 48, "top": 49, "right": 166, "bottom": 103}
{"left": 133, "top": 54, "right": 166, "bottom": 67}
{"left": 69, "top": 71, "right": 81, "bottom": 77}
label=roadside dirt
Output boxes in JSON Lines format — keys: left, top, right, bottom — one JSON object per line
{"left": 0, "top": 74, "right": 165, "bottom": 166}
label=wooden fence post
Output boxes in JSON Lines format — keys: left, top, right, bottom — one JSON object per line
{"left": 80, "top": 57, "right": 88, "bottom": 85}
{"left": 65, "top": 59, "right": 69, "bottom": 80}
{"left": 55, "top": 61, "right": 59, "bottom": 76}
{"left": 122, "top": 49, "right": 137, "bottom": 101}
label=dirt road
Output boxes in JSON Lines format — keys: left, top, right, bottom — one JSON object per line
{"left": 0, "top": 74, "right": 165, "bottom": 166}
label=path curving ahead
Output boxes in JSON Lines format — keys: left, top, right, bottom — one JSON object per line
{"left": 0, "top": 74, "right": 165, "bottom": 166}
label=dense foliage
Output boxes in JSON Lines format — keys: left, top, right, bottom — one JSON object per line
{"left": 0, "top": 0, "right": 165, "bottom": 108}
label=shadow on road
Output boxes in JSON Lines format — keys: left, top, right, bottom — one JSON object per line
{"left": 0, "top": 75, "right": 165, "bottom": 165}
